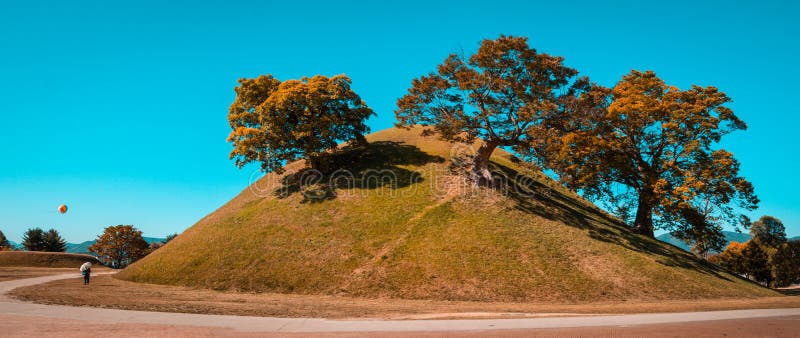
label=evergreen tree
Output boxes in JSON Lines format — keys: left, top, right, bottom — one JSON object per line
{"left": 21, "top": 228, "right": 46, "bottom": 251}
{"left": 43, "top": 228, "right": 66, "bottom": 252}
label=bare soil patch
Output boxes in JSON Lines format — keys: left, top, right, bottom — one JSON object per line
{"left": 9, "top": 275, "right": 800, "bottom": 319}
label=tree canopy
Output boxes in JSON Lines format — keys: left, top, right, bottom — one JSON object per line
{"left": 710, "top": 216, "right": 797, "bottom": 287}
{"left": 21, "top": 228, "right": 45, "bottom": 251}
{"left": 395, "top": 35, "right": 584, "bottom": 186}
{"left": 228, "top": 74, "right": 375, "bottom": 174}
{"left": 750, "top": 215, "right": 787, "bottom": 248}
{"left": 709, "top": 241, "right": 747, "bottom": 276}
{"left": 539, "top": 70, "right": 758, "bottom": 237}
{"left": 42, "top": 228, "right": 66, "bottom": 252}
{"left": 89, "top": 225, "right": 149, "bottom": 268}
{"left": 21, "top": 227, "right": 66, "bottom": 252}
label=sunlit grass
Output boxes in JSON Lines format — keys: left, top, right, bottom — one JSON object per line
{"left": 118, "top": 127, "right": 777, "bottom": 302}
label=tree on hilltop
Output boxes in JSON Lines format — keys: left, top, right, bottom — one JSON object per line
{"left": 89, "top": 225, "right": 149, "bottom": 268}
{"left": 228, "top": 74, "right": 375, "bottom": 174}
{"left": 395, "top": 35, "right": 588, "bottom": 186}
{"left": 539, "top": 70, "right": 758, "bottom": 238}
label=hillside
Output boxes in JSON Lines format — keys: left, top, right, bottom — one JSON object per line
{"left": 66, "top": 237, "right": 165, "bottom": 254}
{"left": 657, "top": 231, "right": 753, "bottom": 254}
{"left": 119, "top": 127, "right": 775, "bottom": 302}
{"left": 0, "top": 251, "right": 99, "bottom": 268}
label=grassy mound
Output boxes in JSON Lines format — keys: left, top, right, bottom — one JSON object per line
{"left": 119, "top": 127, "right": 775, "bottom": 302}
{"left": 0, "top": 251, "right": 99, "bottom": 268}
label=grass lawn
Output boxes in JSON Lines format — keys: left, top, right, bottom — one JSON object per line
{"left": 118, "top": 127, "right": 779, "bottom": 303}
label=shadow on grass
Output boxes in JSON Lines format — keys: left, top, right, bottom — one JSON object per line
{"left": 490, "top": 161, "right": 733, "bottom": 281}
{"left": 776, "top": 288, "right": 800, "bottom": 296}
{"left": 275, "top": 141, "right": 445, "bottom": 203}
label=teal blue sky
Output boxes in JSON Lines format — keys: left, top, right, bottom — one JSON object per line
{"left": 1, "top": 1, "right": 798, "bottom": 242}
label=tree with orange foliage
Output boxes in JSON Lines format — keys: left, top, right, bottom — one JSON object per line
{"left": 709, "top": 241, "right": 747, "bottom": 275}
{"left": 539, "top": 70, "right": 758, "bottom": 238}
{"left": 89, "top": 225, "right": 149, "bottom": 268}
{"left": 228, "top": 74, "right": 374, "bottom": 174}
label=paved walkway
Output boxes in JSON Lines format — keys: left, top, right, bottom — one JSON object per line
{"left": 1, "top": 273, "right": 799, "bottom": 333}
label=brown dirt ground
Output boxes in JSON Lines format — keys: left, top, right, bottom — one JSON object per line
{"left": 9, "top": 275, "right": 800, "bottom": 319}
{"left": 0, "top": 267, "right": 109, "bottom": 282}
{"left": 1, "top": 314, "right": 799, "bottom": 337}
{"left": 0, "top": 251, "right": 100, "bottom": 268}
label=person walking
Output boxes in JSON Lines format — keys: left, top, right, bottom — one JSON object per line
{"left": 80, "top": 261, "right": 92, "bottom": 285}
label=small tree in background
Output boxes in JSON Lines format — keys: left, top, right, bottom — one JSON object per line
{"left": 228, "top": 74, "right": 375, "bottom": 174}
{"left": 741, "top": 240, "right": 771, "bottom": 286}
{"left": 43, "top": 228, "right": 66, "bottom": 252}
{"left": 164, "top": 233, "right": 178, "bottom": 243}
{"left": 711, "top": 216, "right": 799, "bottom": 287}
{"left": 89, "top": 225, "right": 149, "bottom": 268}
{"left": 770, "top": 241, "right": 800, "bottom": 287}
{"left": 0, "top": 230, "right": 12, "bottom": 250}
{"left": 709, "top": 241, "right": 747, "bottom": 275}
{"left": 750, "top": 216, "right": 787, "bottom": 248}
{"left": 21, "top": 228, "right": 46, "bottom": 251}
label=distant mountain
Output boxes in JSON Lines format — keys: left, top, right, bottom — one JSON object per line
{"left": 65, "top": 237, "right": 166, "bottom": 254}
{"left": 790, "top": 236, "right": 800, "bottom": 242}
{"left": 657, "top": 231, "right": 752, "bottom": 254}
{"left": 6, "top": 240, "right": 22, "bottom": 250}
{"left": 64, "top": 241, "right": 94, "bottom": 254}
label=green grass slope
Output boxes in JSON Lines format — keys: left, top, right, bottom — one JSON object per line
{"left": 119, "top": 127, "right": 775, "bottom": 302}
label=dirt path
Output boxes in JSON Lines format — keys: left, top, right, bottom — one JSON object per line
{"left": 1, "top": 273, "right": 800, "bottom": 335}
{"left": 2, "top": 313, "right": 799, "bottom": 337}
{"left": 0, "top": 267, "right": 79, "bottom": 282}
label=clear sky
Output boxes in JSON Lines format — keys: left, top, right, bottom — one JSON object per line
{"left": 1, "top": 0, "right": 798, "bottom": 243}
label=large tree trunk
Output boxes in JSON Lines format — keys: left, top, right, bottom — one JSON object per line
{"left": 633, "top": 195, "right": 655, "bottom": 237}
{"left": 471, "top": 141, "right": 498, "bottom": 187}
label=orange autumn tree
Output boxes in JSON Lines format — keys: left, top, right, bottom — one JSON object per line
{"left": 89, "top": 225, "right": 149, "bottom": 268}
{"left": 709, "top": 241, "right": 748, "bottom": 275}
{"left": 539, "top": 70, "right": 758, "bottom": 239}
{"left": 227, "top": 74, "right": 374, "bottom": 174}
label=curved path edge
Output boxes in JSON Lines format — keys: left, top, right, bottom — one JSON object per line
{"left": 1, "top": 273, "right": 799, "bottom": 333}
